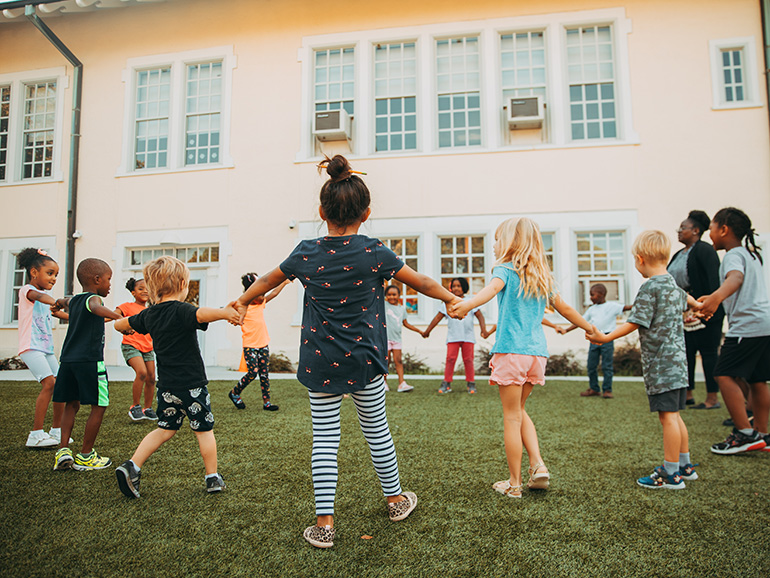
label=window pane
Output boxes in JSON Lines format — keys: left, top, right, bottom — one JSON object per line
{"left": 315, "top": 48, "right": 354, "bottom": 116}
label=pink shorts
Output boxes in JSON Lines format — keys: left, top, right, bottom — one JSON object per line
{"left": 387, "top": 340, "right": 402, "bottom": 352}
{"left": 489, "top": 353, "right": 547, "bottom": 386}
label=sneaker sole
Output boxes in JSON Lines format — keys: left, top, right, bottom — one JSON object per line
{"left": 207, "top": 484, "right": 226, "bottom": 493}
{"left": 303, "top": 529, "right": 334, "bottom": 548}
{"left": 116, "top": 467, "right": 140, "bottom": 498}
{"left": 128, "top": 412, "right": 145, "bottom": 422}
{"left": 73, "top": 461, "right": 112, "bottom": 471}
{"left": 389, "top": 492, "right": 418, "bottom": 521}
{"left": 680, "top": 472, "right": 699, "bottom": 480}
{"left": 637, "top": 480, "right": 686, "bottom": 490}
{"left": 27, "top": 440, "right": 59, "bottom": 448}
{"left": 53, "top": 457, "right": 74, "bottom": 471}
{"left": 710, "top": 440, "right": 766, "bottom": 455}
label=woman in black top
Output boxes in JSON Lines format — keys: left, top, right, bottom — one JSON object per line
{"left": 667, "top": 210, "right": 724, "bottom": 408}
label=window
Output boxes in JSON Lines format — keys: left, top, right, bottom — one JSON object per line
{"left": 121, "top": 48, "right": 233, "bottom": 174}
{"left": 709, "top": 38, "right": 760, "bottom": 109}
{"left": 541, "top": 232, "right": 555, "bottom": 272}
{"left": 1, "top": 86, "right": 10, "bottom": 181}
{"left": 128, "top": 245, "right": 219, "bottom": 268}
{"left": 437, "top": 37, "right": 481, "bottom": 148}
{"left": 439, "top": 235, "right": 486, "bottom": 294}
{"left": 374, "top": 42, "right": 417, "bottom": 152}
{"left": 566, "top": 25, "right": 617, "bottom": 140}
{"left": 314, "top": 47, "right": 355, "bottom": 116}
{"left": 22, "top": 82, "right": 57, "bottom": 179}
{"left": 382, "top": 237, "right": 419, "bottom": 314}
{"left": 576, "top": 231, "right": 625, "bottom": 308}
{"left": 500, "top": 31, "right": 547, "bottom": 101}
{"left": 10, "top": 253, "right": 29, "bottom": 323}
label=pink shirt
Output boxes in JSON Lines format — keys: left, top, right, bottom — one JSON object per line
{"left": 18, "top": 284, "right": 54, "bottom": 355}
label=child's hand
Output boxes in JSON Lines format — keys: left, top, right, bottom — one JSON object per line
{"left": 50, "top": 298, "right": 66, "bottom": 313}
{"left": 117, "top": 327, "right": 135, "bottom": 336}
{"left": 450, "top": 299, "right": 472, "bottom": 319}
{"left": 555, "top": 326, "right": 567, "bottom": 335}
{"left": 480, "top": 324, "right": 496, "bottom": 339}
{"left": 585, "top": 325, "right": 606, "bottom": 344}
{"left": 421, "top": 330, "right": 430, "bottom": 339}
{"left": 224, "top": 301, "right": 242, "bottom": 325}
{"left": 234, "top": 299, "right": 249, "bottom": 324}
{"left": 696, "top": 294, "right": 718, "bottom": 321}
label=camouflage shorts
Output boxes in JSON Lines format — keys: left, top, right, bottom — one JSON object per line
{"left": 155, "top": 386, "right": 214, "bottom": 432}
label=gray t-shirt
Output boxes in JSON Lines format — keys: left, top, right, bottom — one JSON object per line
{"left": 667, "top": 247, "right": 691, "bottom": 290}
{"left": 627, "top": 274, "right": 687, "bottom": 395}
{"left": 385, "top": 302, "right": 407, "bottom": 343}
{"left": 720, "top": 246, "right": 770, "bottom": 338}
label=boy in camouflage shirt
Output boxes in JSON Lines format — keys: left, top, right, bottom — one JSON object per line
{"left": 590, "top": 231, "right": 701, "bottom": 489}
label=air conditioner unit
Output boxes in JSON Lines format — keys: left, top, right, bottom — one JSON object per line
{"left": 507, "top": 96, "right": 544, "bottom": 129}
{"left": 313, "top": 109, "right": 352, "bottom": 141}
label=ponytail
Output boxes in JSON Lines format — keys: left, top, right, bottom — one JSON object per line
{"left": 712, "top": 207, "right": 763, "bottom": 265}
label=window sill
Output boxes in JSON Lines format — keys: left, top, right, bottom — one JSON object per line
{"left": 115, "top": 161, "right": 235, "bottom": 178}
{"left": 0, "top": 175, "right": 64, "bottom": 187}
{"left": 711, "top": 102, "right": 763, "bottom": 111}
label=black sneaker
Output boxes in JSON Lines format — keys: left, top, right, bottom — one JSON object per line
{"left": 723, "top": 412, "right": 753, "bottom": 427}
{"left": 143, "top": 407, "right": 158, "bottom": 421}
{"left": 711, "top": 428, "right": 766, "bottom": 455}
{"left": 229, "top": 391, "right": 246, "bottom": 409}
{"left": 116, "top": 460, "right": 141, "bottom": 498}
{"left": 206, "top": 474, "right": 226, "bottom": 493}
{"left": 263, "top": 403, "right": 279, "bottom": 411}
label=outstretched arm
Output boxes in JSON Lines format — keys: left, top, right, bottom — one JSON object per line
{"left": 422, "top": 312, "right": 445, "bottom": 338}
{"left": 394, "top": 265, "right": 457, "bottom": 305}
{"left": 542, "top": 317, "right": 566, "bottom": 334}
{"left": 114, "top": 317, "right": 134, "bottom": 335}
{"left": 197, "top": 302, "right": 241, "bottom": 325}
{"left": 264, "top": 279, "right": 292, "bottom": 304}
{"left": 453, "top": 278, "right": 505, "bottom": 318}
{"left": 474, "top": 309, "right": 488, "bottom": 336}
{"left": 88, "top": 295, "right": 122, "bottom": 322}
{"left": 402, "top": 319, "right": 423, "bottom": 335}
{"left": 237, "top": 267, "right": 288, "bottom": 320}
{"left": 589, "top": 322, "right": 639, "bottom": 344}
{"left": 698, "top": 270, "right": 743, "bottom": 320}
{"left": 551, "top": 294, "right": 592, "bottom": 333}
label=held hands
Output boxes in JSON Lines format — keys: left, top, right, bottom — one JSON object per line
{"left": 584, "top": 325, "right": 606, "bottom": 344}
{"left": 480, "top": 324, "right": 496, "bottom": 339}
{"left": 450, "top": 298, "right": 472, "bottom": 319}
{"left": 223, "top": 301, "right": 243, "bottom": 326}
{"left": 233, "top": 299, "right": 250, "bottom": 325}
{"left": 695, "top": 295, "right": 715, "bottom": 321}
{"left": 555, "top": 326, "right": 567, "bottom": 335}
{"left": 50, "top": 298, "right": 68, "bottom": 313}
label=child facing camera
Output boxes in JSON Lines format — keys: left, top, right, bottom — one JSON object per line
{"left": 589, "top": 231, "right": 701, "bottom": 489}
{"left": 114, "top": 256, "right": 240, "bottom": 498}
{"left": 384, "top": 284, "right": 423, "bottom": 392}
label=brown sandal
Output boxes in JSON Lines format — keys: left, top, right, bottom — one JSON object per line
{"left": 527, "top": 463, "right": 550, "bottom": 490}
{"left": 493, "top": 480, "right": 523, "bottom": 498}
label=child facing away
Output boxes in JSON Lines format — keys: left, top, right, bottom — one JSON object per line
{"left": 452, "top": 218, "right": 597, "bottom": 499}
{"left": 589, "top": 230, "right": 700, "bottom": 489}
{"left": 50, "top": 258, "right": 123, "bottom": 471}
{"left": 114, "top": 256, "right": 240, "bottom": 498}
{"left": 564, "top": 283, "right": 632, "bottom": 398}
{"left": 115, "top": 278, "right": 157, "bottom": 422}
{"left": 423, "top": 277, "right": 490, "bottom": 394}
{"left": 235, "top": 155, "right": 460, "bottom": 549}
{"left": 697, "top": 207, "right": 770, "bottom": 454}
{"left": 228, "top": 273, "right": 291, "bottom": 411}
{"left": 384, "top": 284, "right": 423, "bottom": 392}
{"left": 16, "top": 248, "right": 69, "bottom": 448}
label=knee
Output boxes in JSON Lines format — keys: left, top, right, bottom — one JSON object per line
{"left": 136, "top": 370, "right": 148, "bottom": 382}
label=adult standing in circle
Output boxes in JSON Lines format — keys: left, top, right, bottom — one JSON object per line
{"left": 667, "top": 210, "right": 724, "bottom": 409}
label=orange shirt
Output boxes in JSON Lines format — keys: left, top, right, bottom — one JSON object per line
{"left": 118, "top": 302, "right": 154, "bottom": 353}
{"left": 242, "top": 301, "right": 269, "bottom": 349}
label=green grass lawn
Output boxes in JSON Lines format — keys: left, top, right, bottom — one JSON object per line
{"left": 1, "top": 377, "right": 768, "bottom": 578}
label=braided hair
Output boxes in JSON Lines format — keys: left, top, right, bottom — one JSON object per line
{"left": 241, "top": 272, "right": 259, "bottom": 292}
{"left": 17, "top": 247, "right": 56, "bottom": 274}
{"left": 712, "top": 207, "right": 763, "bottom": 264}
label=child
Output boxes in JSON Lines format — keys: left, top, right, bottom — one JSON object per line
{"left": 114, "top": 256, "right": 240, "bottom": 497}
{"left": 50, "top": 258, "right": 123, "bottom": 471}
{"left": 589, "top": 230, "right": 700, "bottom": 489}
{"left": 423, "top": 277, "right": 489, "bottom": 394}
{"left": 453, "top": 218, "right": 596, "bottom": 498}
{"left": 235, "top": 155, "right": 460, "bottom": 548}
{"left": 16, "top": 248, "right": 69, "bottom": 447}
{"left": 697, "top": 207, "right": 770, "bottom": 454}
{"left": 229, "top": 273, "right": 290, "bottom": 411}
{"left": 564, "top": 283, "right": 632, "bottom": 398}
{"left": 384, "top": 284, "right": 423, "bottom": 392}
{"left": 115, "top": 278, "right": 157, "bottom": 421}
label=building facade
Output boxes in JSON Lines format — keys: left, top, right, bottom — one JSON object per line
{"left": 1, "top": 0, "right": 768, "bottom": 369}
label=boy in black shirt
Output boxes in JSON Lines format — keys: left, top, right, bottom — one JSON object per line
{"left": 114, "top": 256, "right": 240, "bottom": 497}
{"left": 51, "top": 258, "right": 124, "bottom": 471}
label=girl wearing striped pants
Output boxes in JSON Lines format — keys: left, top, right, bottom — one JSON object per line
{"left": 236, "top": 155, "right": 460, "bottom": 548}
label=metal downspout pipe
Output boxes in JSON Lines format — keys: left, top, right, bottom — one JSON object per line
{"left": 24, "top": 4, "right": 82, "bottom": 296}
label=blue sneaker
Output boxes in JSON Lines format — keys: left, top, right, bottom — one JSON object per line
{"left": 637, "top": 466, "right": 685, "bottom": 490}
{"left": 679, "top": 463, "right": 699, "bottom": 480}
{"left": 228, "top": 390, "right": 246, "bottom": 410}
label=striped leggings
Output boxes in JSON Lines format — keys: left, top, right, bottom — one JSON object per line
{"left": 308, "top": 376, "right": 402, "bottom": 516}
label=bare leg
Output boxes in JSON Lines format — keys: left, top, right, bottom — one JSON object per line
{"left": 717, "top": 375, "right": 753, "bottom": 430}
{"left": 131, "top": 428, "right": 177, "bottom": 467}
{"left": 659, "top": 411, "right": 682, "bottom": 464}
{"left": 144, "top": 360, "right": 157, "bottom": 408}
{"left": 60, "top": 401, "right": 79, "bottom": 448}
{"left": 127, "top": 357, "right": 148, "bottom": 407}
{"left": 521, "top": 411, "right": 545, "bottom": 468}
{"left": 749, "top": 381, "right": 769, "bottom": 433}
{"left": 52, "top": 401, "right": 64, "bottom": 429}
{"left": 195, "top": 430, "right": 218, "bottom": 475}
{"left": 33, "top": 375, "right": 56, "bottom": 430}
{"left": 81, "top": 405, "right": 107, "bottom": 454}
{"left": 677, "top": 413, "right": 689, "bottom": 454}
{"left": 392, "top": 349, "right": 405, "bottom": 383}
{"left": 497, "top": 382, "right": 535, "bottom": 486}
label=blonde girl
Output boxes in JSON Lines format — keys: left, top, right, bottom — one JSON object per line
{"left": 452, "top": 218, "right": 596, "bottom": 498}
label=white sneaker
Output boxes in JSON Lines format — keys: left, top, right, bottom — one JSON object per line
{"left": 384, "top": 382, "right": 391, "bottom": 392}
{"left": 26, "top": 430, "right": 58, "bottom": 448}
{"left": 48, "top": 428, "right": 74, "bottom": 445}
{"left": 397, "top": 382, "right": 414, "bottom": 392}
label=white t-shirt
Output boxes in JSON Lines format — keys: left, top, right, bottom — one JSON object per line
{"left": 440, "top": 301, "right": 479, "bottom": 343}
{"left": 584, "top": 301, "right": 625, "bottom": 334}
{"left": 385, "top": 302, "right": 407, "bottom": 343}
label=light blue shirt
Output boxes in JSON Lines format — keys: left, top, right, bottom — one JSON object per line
{"left": 490, "top": 266, "right": 549, "bottom": 357}
{"left": 721, "top": 247, "right": 770, "bottom": 338}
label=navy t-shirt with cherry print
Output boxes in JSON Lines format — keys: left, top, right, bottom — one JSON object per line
{"left": 280, "top": 234, "right": 404, "bottom": 394}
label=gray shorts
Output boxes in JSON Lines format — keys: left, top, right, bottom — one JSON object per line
{"left": 121, "top": 343, "right": 155, "bottom": 364}
{"left": 648, "top": 387, "right": 687, "bottom": 413}
{"left": 19, "top": 350, "right": 59, "bottom": 382}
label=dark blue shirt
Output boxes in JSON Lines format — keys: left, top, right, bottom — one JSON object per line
{"left": 280, "top": 235, "right": 404, "bottom": 393}
{"left": 60, "top": 293, "right": 105, "bottom": 363}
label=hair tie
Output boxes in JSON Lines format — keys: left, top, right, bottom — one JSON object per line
{"left": 37, "top": 249, "right": 49, "bottom": 256}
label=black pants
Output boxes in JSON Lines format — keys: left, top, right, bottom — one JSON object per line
{"left": 685, "top": 318, "right": 722, "bottom": 394}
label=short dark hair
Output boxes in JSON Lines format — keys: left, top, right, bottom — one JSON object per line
{"left": 713, "top": 207, "right": 762, "bottom": 264}
{"left": 385, "top": 284, "right": 400, "bottom": 295}
{"left": 241, "top": 272, "right": 259, "bottom": 291}
{"left": 17, "top": 248, "right": 56, "bottom": 274}
{"left": 590, "top": 283, "right": 607, "bottom": 295}
{"left": 76, "top": 258, "right": 111, "bottom": 286}
{"left": 317, "top": 155, "right": 370, "bottom": 228}
{"left": 686, "top": 210, "right": 710, "bottom": 236}
{"left": 450, "top": 277, "right": 469, "bottom": 294}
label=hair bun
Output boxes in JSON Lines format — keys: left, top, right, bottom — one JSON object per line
{"left": 318, "top": 154, "right": 352, "bottom": 182}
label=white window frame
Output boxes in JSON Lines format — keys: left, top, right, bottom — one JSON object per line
{"left": 574, "top": 230, "right": 628, "bottom": 310}
{"left": 0, "top": 236, "right": 58, "bottom": 327}
{"left": 0, "top": 67, "right": 67, "bottom": 186}
{"left": 373, "top": 41, "right": 419, "bottom": 154}
{"left": 297, "top": 7, "right": 636, "bottom": 162}
{"left": 118, "top": 46, "right": 236, "bottom": 177}
{"left": 709, "top": 37, "right": 761, "bottom": 110}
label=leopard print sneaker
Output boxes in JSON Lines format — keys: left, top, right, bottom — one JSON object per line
{"left": 387, "top": 491, "right": 418, "bottom": 521}
{"left": 303, "top": 524, "right": 335, "bottom": 548}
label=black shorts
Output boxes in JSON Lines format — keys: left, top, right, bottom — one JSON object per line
{"left": 53, "top": 361, "right": 109, "bottom": 406}
{"left": 714, "top": 336, "right": 770, "bottom": 383}
{"left": 648, "top": 387, "right": 686, "bottom": 413}
{"left": 156, "top": 386, "right": 214, "bottom": 432}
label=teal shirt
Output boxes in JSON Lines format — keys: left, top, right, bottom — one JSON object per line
{"left": 490, "top": 266, "right": 548, "bottom": 357}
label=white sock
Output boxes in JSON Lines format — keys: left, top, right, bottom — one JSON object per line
{"left": 679, "top": 452, "right": 690, "bottom": 467}
{"left": 129, "top": 460, "right": 141, "bottom": 472}
{"left": 739, "top": 428, "right": 754, "bottom": 436}
{"left": 205, "top": 472, "right": 219, "bottom": 480}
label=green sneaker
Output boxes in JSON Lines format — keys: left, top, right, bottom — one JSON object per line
{"left": 53, "top": 447, "right": 74, "bottom": 471}
{"left": 73, "top": 450, "right": 112, "bottom": 471}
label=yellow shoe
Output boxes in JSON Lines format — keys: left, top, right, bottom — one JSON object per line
{"left": 73, "top": 450, "right": 112, "bottom": 471}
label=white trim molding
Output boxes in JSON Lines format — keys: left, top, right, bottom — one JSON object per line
{"left": 709, "top": 36, "right": 762, "bottom": 110}
{"left": 0, "top": 235, "right": 59, "bottom": 327}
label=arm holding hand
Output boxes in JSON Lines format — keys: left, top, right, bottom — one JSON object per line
{"left": 453, "top": 278, "right": 505, "bottom": 318}
{"left": 481, "top": 324, "right": 496, "bottom": 339}
{"left": 402, "top": 319, "right": 423, "bottom": 336}
{"left": 696, "top": 271, "right": 743, "bottom": 320}
{"left": 542, "top": 317, "right": 566, "bottom": 334}
{"left": 264, "top": 279, "right": 292, "bottom": 304}
{"left": 197, "top": 302, "right": 241, "bottom": 325}
{"left": 88, "top": 296, "right": 122, "bottom": 322}
{"left": 422, "top": 311, "right": 445, "bottom": 338}
{"left": 114, "top": 317, "right": 134, "bottom": 335}
{"left": 474, "top": 310, "right": 488, "bottom": 336}
{"left": 588, "top": 321, "right": 639, "bottom": 344}
{"left": 237, "top": 267, "right": 288, "bottom": 321}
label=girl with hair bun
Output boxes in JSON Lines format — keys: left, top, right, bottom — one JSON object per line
{"left": 15, "top": 248, "right": 69, "bottom": 448}
{"left": 235, "top": 154, "right": 460, "bottom": 549}
{"left": 115, "top": 278, "right": 157, "bottom": 421}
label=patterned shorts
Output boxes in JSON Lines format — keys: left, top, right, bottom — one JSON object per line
{"left": 155, "top": 386, "right": 214, "bottom": 431}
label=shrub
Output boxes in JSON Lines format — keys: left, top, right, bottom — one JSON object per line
{"left": 613, "top": 339, "right": 643, "bottom": 376}
{"left": 0, "top": 356, "right": 27, "bottom": 371}
{"left": 269, "top": 351, "right": 295, "bottom": 373}
{"left": 475, "top": 346, "right": 492, "bottom": 376}
{"left": 545, "top": 350, "right": 584, "bottom": 376}
{"left": 399, "top": 351, "right": 433, "bottom": 375}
